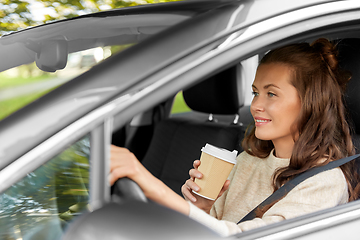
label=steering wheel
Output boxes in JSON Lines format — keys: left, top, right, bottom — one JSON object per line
{"left": 112, "top": 177, "right": 147, "bottom": 203}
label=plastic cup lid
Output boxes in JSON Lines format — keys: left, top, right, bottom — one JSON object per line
{"left": 201, "top": 143, "right": 237, "bottom": 164}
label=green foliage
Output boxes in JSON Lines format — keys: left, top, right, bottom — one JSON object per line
{"left": 0, "top": 137, "right": 90, "bottom": 238}
{"left": 0, "top": 88, "right": 53, "bottom": 120}
{"left": 0, "top": 73, "right": 51, "bottom": 89}
{"left": 0, "top": 0, "right": 35, "bottom": 33}
{"left": 171, "top": 91, "right": 191, "bottom": 114}
{"left": 0, "top": 0, "right": 182, "bottom": 35}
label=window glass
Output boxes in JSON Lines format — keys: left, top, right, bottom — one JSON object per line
{"left": 0, "top": 12, "right": 191, "bottom": 121}
{"left": 170, "top": 91, "right": 191, "bottom": 115}
{"left": 0, "top": 45, "right": 130, "bottom": 120}
{"left": 0, "top": 136, "right": 90, "bottom": 240}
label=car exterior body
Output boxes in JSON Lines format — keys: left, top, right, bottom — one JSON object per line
{"left": 1, "top": 0, "right": 360, "bottom": 239}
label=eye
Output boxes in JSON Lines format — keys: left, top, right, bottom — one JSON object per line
{"left": 268, "top": 92, "right": 276, "bottom": 97}
{"left": 252, "top": 91, "right": 259, "bottom": 97}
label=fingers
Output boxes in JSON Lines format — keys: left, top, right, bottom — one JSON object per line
{"left": 110, "top": 146, "right": 131, "bottom": 169}
{"left": 193, "top": 160, "right": 201, "bottom": 169}
{"left": 182, "top": 161, "right": 203, "bottom": 202}
{"left": 218, "top": 180, "right": 230, "bottom": 198}
{"left": 182, "top": 179, "right": 216, "bottom": 214}
{"left": 109, "top": 145, "right": 142, "bottom": 185}
{"left": 187, "top": 168, "right": 202, "bottom": 193}
{"left": 182, "top": 178, "right": 201, "bottom": 202}
{"left": 181, "top": 183, "right": 196, "bottom": 202}
{"left": 109, "top": 166, "right": 129, "bottom": 185}
{"left": 189, "top": 168, "right": 203, "bottom": 180}
{"left": 110, "top": 146, "right": 138, "bottom": 170}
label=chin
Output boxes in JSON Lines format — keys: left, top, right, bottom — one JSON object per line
{"left": 254, "top": 131, "right": 272, "bottom": 141}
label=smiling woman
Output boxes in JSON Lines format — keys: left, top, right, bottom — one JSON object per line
{"left": 251, "top": 63, "right": 302, "bottom": 158}
{"left": 244, "top": 38, "right": 358, "bottom": 196}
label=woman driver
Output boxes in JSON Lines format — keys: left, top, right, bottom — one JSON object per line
{"left": 110, "top": 38, "right": 360, "bottom": 237}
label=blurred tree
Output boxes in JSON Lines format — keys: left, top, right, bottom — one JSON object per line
{"left": 0, "top": 0, "right": 35, "bottom": 33}
{"left": 0, "top": 136, "right": 91, "bottom": 238}
{"left": 0, "top": 0, "right": 182, "bottom": 35}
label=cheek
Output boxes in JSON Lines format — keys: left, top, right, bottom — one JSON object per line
{"left": 281, "top": 101, "right": 301, "bottom": 127}
{"left": 269, "top": 99, "right": 301, "bottom": 124}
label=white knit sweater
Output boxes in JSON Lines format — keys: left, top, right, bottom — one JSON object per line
{"left": 188, "top": 150, "right": 348, "bottom": 237}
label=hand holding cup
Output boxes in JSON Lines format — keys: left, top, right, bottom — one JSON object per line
{"left": 192, "top": 144, "right": 237, "bottom": 200}
{"left": 182, "top": 160, "right": 229, "bottom": 213}
{"left": 182, "top": 144, "right": 237, "bottom": 213}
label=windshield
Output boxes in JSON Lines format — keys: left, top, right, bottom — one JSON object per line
{"left": 0, "top": 12, "right": 189, "bottom": 120}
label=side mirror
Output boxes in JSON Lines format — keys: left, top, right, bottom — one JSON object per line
{"left": 35, "top": 39, "right": 68, "bottom": 72}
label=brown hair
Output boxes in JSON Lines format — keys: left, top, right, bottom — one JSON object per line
{"left": 242, "top": 38, "right": 360, "bottom": 201}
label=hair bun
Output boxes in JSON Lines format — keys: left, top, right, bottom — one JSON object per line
{"left": 311, "top": 38, "right": 339, "bottom": 71}
{"left": 311, "top": 38, "right": 351, "bottom": 92}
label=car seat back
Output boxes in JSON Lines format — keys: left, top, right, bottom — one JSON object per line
{"left": 338, "top": 38, "right": 360, "bottom": 152}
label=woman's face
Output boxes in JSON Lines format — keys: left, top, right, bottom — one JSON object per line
{"left": 251, "top": 63, "right": 301, "bottom": 146}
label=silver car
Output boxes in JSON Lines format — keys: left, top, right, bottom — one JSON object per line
{"left": 1, "top": 0, "right": 360, "bottom": 239}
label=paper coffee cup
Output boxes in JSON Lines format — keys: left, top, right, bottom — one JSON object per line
{"left": 193, "top": 144, "right": 237, "bottom": 200}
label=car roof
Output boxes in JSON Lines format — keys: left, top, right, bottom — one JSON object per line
{"left": 0, "top": 0, "right": 346, "bottom": 170}
{"left": 0, "top": 1, "right": 231, "bottom": 72}
{"left": 0, "top": 0, "right": 336, "bottom": 72}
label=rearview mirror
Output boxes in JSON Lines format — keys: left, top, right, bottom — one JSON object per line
{"left": 35, "top": 39, "right": 68, "bottom": 72}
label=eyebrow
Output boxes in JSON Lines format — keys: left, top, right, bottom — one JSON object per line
{"left": 252, "top": 84, "right": 281, "bottom": 89}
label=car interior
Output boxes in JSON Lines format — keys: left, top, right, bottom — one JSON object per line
{"left": 6, "top": 17, "right": 360, "bottom": 238}
{"left": 62, "top": 61, "right": 253, "bottom": 240}
{"left": 111, "top": 63, "right": 250, "bottom": 196}
{"left": 62, "top": 37, "right": 360, "bottom": 239}
{"left": 109, "top": 37, "right": 360, "bottom": 199}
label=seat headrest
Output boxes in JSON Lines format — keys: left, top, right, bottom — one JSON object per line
{"left": 183, "top": 64, "right": 244, "bottom": 115}
{"left": 337, "top": 39, "right": 360, "bottom": 134}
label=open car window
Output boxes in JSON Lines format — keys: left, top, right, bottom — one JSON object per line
{"left": 0, "top": 136, "right": 90, "bottom": 240}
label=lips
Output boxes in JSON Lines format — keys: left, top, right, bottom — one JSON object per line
{"left": 254, "top": 117, "right": 271, "bottom": 126}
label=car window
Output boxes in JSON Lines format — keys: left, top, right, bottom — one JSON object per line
{"left": 0, "top": 11, "right": 189, "bottom": 122}
{"left": 0, "top": 45, "right": 130, "bottom": 120}
{"left": 170, "top": 91, "right": 191, "bottom": 115}
{"left": 0, "top": 135, "right": 90, "bottom": 240}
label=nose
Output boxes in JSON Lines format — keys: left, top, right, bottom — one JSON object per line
{"left": 250, "top": 96, "right": 265, "bottom": 113}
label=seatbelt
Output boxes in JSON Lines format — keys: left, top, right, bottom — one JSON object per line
{"left": 238, "top": 153, "right": 360, "bottom": 224}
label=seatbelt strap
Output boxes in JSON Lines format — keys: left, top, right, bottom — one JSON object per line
{"left": 237, "top": 153, "right": 360, "bottom": 224}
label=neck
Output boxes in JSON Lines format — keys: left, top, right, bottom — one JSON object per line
{"left": 272, "top": 139, "right": 295, "bottom": 159}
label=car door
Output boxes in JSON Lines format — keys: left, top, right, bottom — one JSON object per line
{"left": 102, "top": 1, "right": 360, "bottom": 239}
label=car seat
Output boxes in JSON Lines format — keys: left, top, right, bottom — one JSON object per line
{"left": 337, "top": 38, "right": 360, "bottom": 153}
{"left": 141, "top": 64, "right": 246, "bottom": 196}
